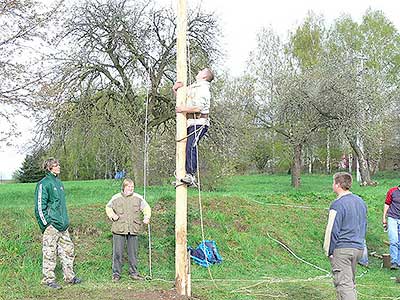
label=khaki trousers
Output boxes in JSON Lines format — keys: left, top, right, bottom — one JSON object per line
{"left": 330, "top": 248, "right": 363, "bottom": 300}
{"left": 42, "top": 225, "right": 75, "bottom": 284}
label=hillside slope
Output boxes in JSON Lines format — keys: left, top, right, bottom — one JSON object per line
{"left": 0, "top": 174, "right": 398, "bottom": 299}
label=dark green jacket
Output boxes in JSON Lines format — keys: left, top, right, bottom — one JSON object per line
{"left": 34, "top": 172, "right": 70, "bottom": 233}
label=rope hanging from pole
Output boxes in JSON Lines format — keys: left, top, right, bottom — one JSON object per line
{"left": 186, "top": 33, "right": 220, "bottom": 290}
{"left": 175, "top": 124, "right": 206, "bottom": 142}
{"left": 143, "top": 68, "right": 152, "bottom": 280}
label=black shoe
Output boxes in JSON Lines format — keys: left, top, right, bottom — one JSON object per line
{"left": 46, "top": 281, "right": 62, "bottom": 289}
{"left": 391, "top": 263, "right": 399, "bottom": 270}
{"left": 68, "top": 277, "right": 82, "bottom": 284}
{"left": 172, "top": 181, "right": 184, "bottom": 188}
{"left": 112, "top": 274, "right": 120, "bottom": 282}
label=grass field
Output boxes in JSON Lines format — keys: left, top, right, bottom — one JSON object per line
{"left": 0, "top": 173, "right": 399, "bottom": 300}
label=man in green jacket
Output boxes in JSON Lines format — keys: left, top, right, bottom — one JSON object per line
{"left": 34, "top": 158, "right": 81, "bottom": 289}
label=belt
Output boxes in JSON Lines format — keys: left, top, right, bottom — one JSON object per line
{"left": 186, "top": 113, "right": 209, "bottom": 119}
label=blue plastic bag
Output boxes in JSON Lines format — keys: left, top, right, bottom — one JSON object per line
{"left": 188, "top": 240, "right": 223, "bottom": 267}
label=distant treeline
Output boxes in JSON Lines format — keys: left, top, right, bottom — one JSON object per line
{"left": 3, "top": 1, "right": 400, "bottom": 187}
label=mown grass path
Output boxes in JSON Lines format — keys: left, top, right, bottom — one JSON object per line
{"left": 0, "top": 174, "right": 399, "bottom": 299}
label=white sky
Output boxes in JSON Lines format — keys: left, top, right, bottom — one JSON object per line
{"left": 1, "top": 0, "right": 399, "bottom": 179}
{"left": 188, "top": 0, "right": 400, "bottom": 75}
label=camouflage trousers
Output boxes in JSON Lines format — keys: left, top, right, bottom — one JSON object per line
{"left": 41, "top": 225, "right": 75, "bottom": 284}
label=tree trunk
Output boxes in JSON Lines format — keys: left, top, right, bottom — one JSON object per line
{"left": 326, "top": 130, "right": 331, "bottom": 174}
{"left": 348, "top": 136, "right": 374, "bottom": 186}
{"left": 348, "top": 152, "right": 352, "bottom": 173}
{"left": 271, "top": 132, "right": 276, "bottom": 174}
{"left": 128, "top": 135, "right": 144, "bottom": 186}
{"left": 291, "top": 143, "right": 302, "bottom": 188}
{"left": 371, "top": 144, "right": 383, "bottom": 175}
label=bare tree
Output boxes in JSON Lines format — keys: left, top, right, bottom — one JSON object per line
{"left": 37, "top": 0, "right": 220, "bottom": 182}
{"left": 0, "top": 0, "right": 58, "bottom": 143}
{"left": 248, "top": 25, "right": 331, "bottom": 187}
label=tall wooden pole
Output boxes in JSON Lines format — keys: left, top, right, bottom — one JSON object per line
{"left": 175, "top": 0, "right": 190, "bottom": 296}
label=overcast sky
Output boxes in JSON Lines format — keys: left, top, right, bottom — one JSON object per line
{"left": 1, "top": 0, "right": 399, "bottom": 180}
{"left": 160, "top": 0, "right": 400, "bottom": 75}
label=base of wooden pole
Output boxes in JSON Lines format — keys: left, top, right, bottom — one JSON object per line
{"left": 383, "top": 253, "right": 391, "bottom": 268}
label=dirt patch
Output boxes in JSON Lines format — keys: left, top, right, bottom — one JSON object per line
{"left": 69, "top": 224, "right": 102, "bottom": 236}
{"left": 134, "top": 289, "right": 194, "bottom": 300}
{"left": 153, "top": 201, "right": 169, "bottom": 214}
{"left": 191, "top": 218, "right": 220, "bottom": 229}
{"left": 36, "top": 287, "right": 202, "bottom": 300}
{"left": 234, "top": 219, "right": 249, "bottom": 232}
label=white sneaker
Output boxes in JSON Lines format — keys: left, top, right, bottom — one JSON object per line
{"left": 181, "top": 174, "right": 196, "bottom": 186}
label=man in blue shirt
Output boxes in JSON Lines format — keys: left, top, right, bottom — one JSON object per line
{"left": 323, "top": 172, "right": 367, "bottom": 300}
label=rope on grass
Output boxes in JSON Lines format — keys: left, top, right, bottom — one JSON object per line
{"left": 71, "top": 276, "right": 395, "bottom": 299}
{"left": 234, "top": 290, "right": 289, "bottom": 298}
{"left": 230, "top": 275, "right": 331, "bottom": 298}
{"left": 151, "top": 278, "right": 175, "bottom": 284}
{"left": 266, "top": 232, "right": 368, "bottom": 278}
{"left": 191, "top": 276, "right": 331, "bottom": 298}
{"left": 266, "top": 232, "right": 331, "bottom": 275}
{"left": 357, "top": 291, "right": 400, "bottom": 300}
{"left": 356, "top": 268, "right": 369, "bottom": 278}
{"left": 190, "top": 276, "right": 330, "bottom": 283}
{"left": 245, "top": 197, "right": 328, "bottom": 210}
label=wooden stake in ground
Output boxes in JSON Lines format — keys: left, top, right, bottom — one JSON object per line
{"left": 175, "top": 0, "right": 190, "bottom": 296}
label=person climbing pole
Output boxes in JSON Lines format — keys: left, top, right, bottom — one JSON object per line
{"left": 173, "top": 68, "right": 214, "bottom": 186}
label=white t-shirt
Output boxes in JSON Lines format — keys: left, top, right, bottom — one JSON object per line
{"left": 186, "top": 80, "right": 211, "bottom": 127}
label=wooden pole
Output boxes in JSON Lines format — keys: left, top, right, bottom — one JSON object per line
{"left": 175, "top": 0, "right": 190, "bottom": 296}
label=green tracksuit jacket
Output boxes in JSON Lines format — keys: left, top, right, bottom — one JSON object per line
{"left": 34, "top": 172, "right": 70, "bottom": 233}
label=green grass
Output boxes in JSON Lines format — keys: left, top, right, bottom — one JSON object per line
{"left": 0, "top": 174, "right": 399, "bottom": 299}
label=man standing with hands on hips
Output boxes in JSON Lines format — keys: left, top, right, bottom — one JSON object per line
{"left": 323, "top": 172, "right": 367, "bottom": 300}
{"left": 106, "top": 178, "right": 151, "bottom": 282}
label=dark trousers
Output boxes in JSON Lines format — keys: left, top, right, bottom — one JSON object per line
{"left": 112, "top": 233, "right": 138, "bottom": 276}
{"left": 330, "top": 248, "right": 363, "bottom": 300}
{"left": 186, "top": 125, "right": 208, "bottom": 175}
